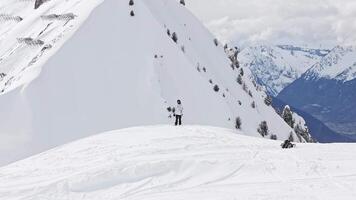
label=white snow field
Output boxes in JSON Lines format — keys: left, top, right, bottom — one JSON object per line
{"left": 1, "top": 125, "right": 356, "bottom": 200}
{"left": 0, "top": 0, "right": 300, "bottom": 166}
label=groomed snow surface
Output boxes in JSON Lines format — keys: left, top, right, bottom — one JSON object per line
{"left": 1, "top": 126, "right": 356, "bottom": 200}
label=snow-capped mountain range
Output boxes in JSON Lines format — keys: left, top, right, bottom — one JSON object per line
{"left": 238, "top": 45, "right": 330, "bottom": 96}
{"left": 278, "top": 45, "right": 356, "bottom": 136}
{"left": 0, "top": 0, "right": 308, "bottom": 166}
{"left": 303, "top": 46, "right": 356, "bottom": 82}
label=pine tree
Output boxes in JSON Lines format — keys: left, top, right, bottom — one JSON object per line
{"left": 130, "top": 10, "right": 135, "bottom": 16}
{"left": 264, "top": 95, "right": 272, "bottom": 106}
{"left": 239, "top": 68, "right": 244, "bottom": 76}
{"left": 180, "top": 0, "right": 186, "bottom": 6}
{"left": 258, "top": 121, "right": 269, "bottom": 137}
{"left": 282, "top": 105, "right": 294, "bottom": 128}
{"left": 172, "top": 32, "right": 178, "bottom": 43}
{"left": 270, "top": 134, "right": 277, "bottom": 140}
{"left": 35, "top": 0, "right": 45, "bottom": 9}
{"left": 129, "top": 0, "right": 134, "bottom": 6}
{"left": 213, "top": 84, "right": 219, "bottom": 92}
{"left": 251, "top": 101, "right": 256, "bottom": 108}
{"left": 237, "top": 75, "right": 242, "bottom": 85}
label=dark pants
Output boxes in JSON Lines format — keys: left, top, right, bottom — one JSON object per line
{"left": 175, "top": 115, "right": 182, "bottom": 126}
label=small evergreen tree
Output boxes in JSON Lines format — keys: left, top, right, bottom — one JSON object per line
{"left": 237, "top": 75, "right": 242, "bottom": 85}
{"left": 289, "top": 132, "right": 294, "bottom": 142}
{"left": 181, "top": 45, "right": 185, "bottom": 53}
{"left": 270, "top": 134, "right": 277, "bottom": 140}
{"left": 242, "top": 82, "right": 248, "bottom": 92}
{"left": 129, "top": 0, "right": 134, "bottom": 6}
{"left": 214, "top": 38, "right": 219, "bottom": 46}
{"left": 172, "top": 32, "right": 178, "bottom": 43}
{"left": 239, "top": 68, "right": 244, "bottom": 76}
{"left": 167, "top": 29, "right": 171, "bottom": 36}
{"left": 248, "top": 90, "right": 253, "bottom": 97}
{"left": 35, "top": 0, "right": 45, "bottom": 9}
{"left": 130, "top": 10, "right": 135, "bottom": 16}
{"left": 251, "top": 101, "right": 256, "bottom": 108}
{"left": 235, "top": 117, "right": 242, "bottom": 129}
{"left": 282, "top": 105, "right": 294, "bottom": 128}
{"left": 180, "top": 0, "right": 185, "bottom": 6}
{"left": 264, "top": 95, "right": 272, "bottom": 106}
{"left": 213, "top": 84, "right": 220, "bottom": 92}
{"left": 258, "top": 121, "right": 269, "bottom": 137}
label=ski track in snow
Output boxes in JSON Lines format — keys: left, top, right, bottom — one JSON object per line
{"left": 1, "top": 126, "right": 356, "bottom": 200}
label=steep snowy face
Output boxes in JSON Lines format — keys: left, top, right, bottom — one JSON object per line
{"left": 0, "top": 0, "right": 103, "bottom": 93}
{"left": 0, "top": 0, "right": 298, "bottom": 166}
{"left": 238, "top": 45, "right": 329, "bottom": 96}
{"left": 303, "top": 46, "right": 356, "bottom": 82}
{"left": 1, "top": 126, "right": 355, "bottom": 200}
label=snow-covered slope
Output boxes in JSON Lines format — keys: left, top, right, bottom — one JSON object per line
{"left": 0, "top": 0, "right": 301, "bottom": 166}
{"left": 238, "top": 45, "right": 329, "bottom": 96}
{"left": 1, "top": 126, "right": 356, "bottom": 200}
{"left": 304, "top": 46, "right": 356, "bottom": 82}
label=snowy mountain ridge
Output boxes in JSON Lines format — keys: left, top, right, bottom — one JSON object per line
{"left": 303, "top": 46, "right": 356, "bottom": 82}
{"left": 238, "top": 44, "right": 329, "bottom": 96}
{"left": 0, "top": 0, "right": 306, "bottom": 166}
{"left": 0, "top": 0, "right": 103, "bottom": 94}
{"left": 1, "top": 126, "right": 355, "bottom": 200}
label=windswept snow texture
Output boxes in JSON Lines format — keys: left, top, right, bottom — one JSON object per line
{"left": 0, "top": 0, "right": 298, "bottom": 166}
{"left": 1, "top": 126, "right": 356, "bottom": 200}
{"left": 239, "top": 45, "right": 329, "bottom": 96}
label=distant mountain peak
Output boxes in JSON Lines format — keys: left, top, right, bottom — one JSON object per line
{"left": 238, "top": 44, "right": 328, "bottom": 96}
{"left": 303, "top": 45, "right": 356, "bottom": 82}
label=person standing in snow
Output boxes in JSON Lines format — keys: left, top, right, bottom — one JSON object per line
{"left": 174, "top": 100, "right": 183, "bottom": 126}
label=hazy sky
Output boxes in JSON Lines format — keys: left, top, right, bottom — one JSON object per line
{"left": 187, "top": 0, "right": 356, "bottom": 48}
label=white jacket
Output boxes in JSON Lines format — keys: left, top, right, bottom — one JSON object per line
{"left": 175, "top": 104, "right": 183, "bottom": 115}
